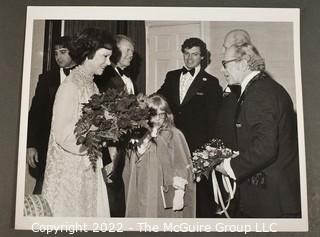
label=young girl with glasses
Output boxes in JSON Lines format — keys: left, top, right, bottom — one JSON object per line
{"left": 125, "top": 94, "right": 195, "bottom": 217}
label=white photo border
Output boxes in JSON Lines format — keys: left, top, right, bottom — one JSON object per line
{"left": 15, "top": 6, "right": 308, "bottom": 233}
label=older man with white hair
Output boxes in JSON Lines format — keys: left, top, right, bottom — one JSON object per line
{"left": 216, "top": 43, "right": 301, "bottom": 218}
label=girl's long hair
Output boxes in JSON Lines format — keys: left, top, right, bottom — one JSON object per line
{"left": 147, "top": 94, "right": 175, "bottom": 138}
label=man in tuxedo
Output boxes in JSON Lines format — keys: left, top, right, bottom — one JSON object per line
{"left": 27, "top": 36, "right": 76, "bottom": 194}
{"left": 216, "top": 43, "right": 301, "bottom": 217}
{"left": 95, "top": 34, "right": 135, "bottom": 94}
{"left": 157, "top": 37, "right": 223, "bottom": 217}
{"left": 94, "top": 34, "right": 136, "bottom": 217}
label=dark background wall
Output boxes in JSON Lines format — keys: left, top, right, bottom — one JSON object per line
{"left": 0, "top": 0, "right": 319, "bottom": 236}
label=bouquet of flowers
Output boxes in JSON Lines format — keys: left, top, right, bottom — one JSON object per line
{"left": 74, "top": 88, "right": 150, "bottom": 171}
{"left": 192, "top": 138, "right": 235, "bottom": 182}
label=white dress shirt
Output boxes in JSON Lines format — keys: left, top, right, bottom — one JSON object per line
{"left": 60, "top": 66, "right": 77, "bottom": 83}
{"left": 179, "top": 65, "right": 201, "bottom": 103}
{"left": 114, "top": 67, "right": 135, "bottom": 95}
{"left": 60, "top": 68, "right": 67, "bottom": 83}
{"left": 222, "top": 70, "right": 260, "bottom": 180}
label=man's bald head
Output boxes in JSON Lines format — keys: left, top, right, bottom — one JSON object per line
{"left": 223, "top": 29, "right": 252, "bottom": 52}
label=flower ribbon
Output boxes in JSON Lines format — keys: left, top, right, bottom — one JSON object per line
{"left": 211, "top": 169, "right": 236, "bottom": 218}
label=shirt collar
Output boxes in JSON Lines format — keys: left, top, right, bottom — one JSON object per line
{"left": 240, "top": 71, "right": 260, "bottom": 95}
{"left": 114, "top": 65, "right": 123, "bottom": 77}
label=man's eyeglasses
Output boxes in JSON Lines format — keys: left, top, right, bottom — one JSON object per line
{"left": 222, "top": 58, "right": 240, "bottom": 69}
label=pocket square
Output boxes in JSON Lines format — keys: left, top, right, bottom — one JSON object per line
{"left": 196, "top": 92, "right": 204, "bottom": 96}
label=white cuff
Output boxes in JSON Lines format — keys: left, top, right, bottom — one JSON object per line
{"left": 173, "top": 176, "right": 188, "bottom": 190}
{"left": 223, "top": 158, "right": 237, "bottom": 180}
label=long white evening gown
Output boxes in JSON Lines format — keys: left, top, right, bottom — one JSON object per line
{"left": 42, "top": 66, "right": 110, "bottom": 217}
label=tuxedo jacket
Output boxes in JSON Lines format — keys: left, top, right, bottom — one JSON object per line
{"left": 27, "top": 69, "right": 61, "bottom": 177}
{"left": 215, "top": 85, "right": 241, "bottom": 150}
{"left": 157, "top": 68, "right": 222, "bottom": 153}
{"left": 231, "top": 72, "right": 301, "bottom": 217}
{"left": 94, "top": 65, "right": 137, "bottom": 94}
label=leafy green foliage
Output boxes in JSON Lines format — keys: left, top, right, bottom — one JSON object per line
{"left": 74, "top": 88, "right": 150, "bottom": 171}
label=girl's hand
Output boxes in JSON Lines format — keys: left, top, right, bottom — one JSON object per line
{"left": 137, "top": 137, "right": 151, "bottom": 155}
{"left": 173, "top": 189, "right": 185, "bottom": 211}
{"left": 150, "top": 126, "right": 159, "bottom": 138}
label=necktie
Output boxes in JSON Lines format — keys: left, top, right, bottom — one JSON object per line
{"left": 181, "top": 67, "right": 195, "bottom": 76}
{"left": 63, "top": 65, "right": 76, "bottom": 76}
{"left": 228, "top": 85, "right": 241, "bottom": 99}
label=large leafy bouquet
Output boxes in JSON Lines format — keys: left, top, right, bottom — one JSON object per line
{"left": 74, "top": 89, "right": 150, "bottom": 171}
{"left": 192, "top": 138, "right": 235, "bottom": 182}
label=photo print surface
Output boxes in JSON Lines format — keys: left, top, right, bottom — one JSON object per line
{"left": 15, "top": 6, "right": 307, "bottom": 233}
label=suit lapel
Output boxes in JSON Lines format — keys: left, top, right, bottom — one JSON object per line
{"left": 171, "top": 70, "right": 182, "bottom": 107}
{"left": 181, "top": 70, "right": 204, "bottom": 106}
{"left": 235, "top": 72, "right": 263, "bottom": 120}
{"left": 111, "top": 67, "right": 126, "bottom": 89}
{"left": 48, "top": 69, "right": 61, "bottom": 100}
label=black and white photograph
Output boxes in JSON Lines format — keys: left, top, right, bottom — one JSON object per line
{"left": 15, "top": 6, "right": 308, "bottom": 232}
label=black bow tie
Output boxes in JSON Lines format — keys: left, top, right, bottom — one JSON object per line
{"left": 63, "top": 65, "right": 76, "bottom": 76}
{"left": 117, "top": 67, "right": 128, "bottom": 77}
{"left": 181, "top": 67, "right": 195, "bottom": 76}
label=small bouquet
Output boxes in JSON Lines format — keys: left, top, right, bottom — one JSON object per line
{"left": 74, "top": 88, "right": 150, "bottom": 171}
{"left": 192, "top": 138, "right": 235, "bottom": 182}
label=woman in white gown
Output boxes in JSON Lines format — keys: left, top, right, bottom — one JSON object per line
{"left": 42, "top": 28, "right": 114, "bottom": 217}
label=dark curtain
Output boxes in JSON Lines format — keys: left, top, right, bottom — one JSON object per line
{"left": 43, "top": 20, "right": 62, "bottom": 73}
{"left": 64, "top": 20, "right": 146, "bottom": 93}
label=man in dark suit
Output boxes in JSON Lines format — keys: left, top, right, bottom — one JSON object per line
{"left": 94, "top": 34, "right": 136, "bottom": 217}
{"left": 215, "top": 30, "right": 252, "bottom": 217}
{"left": 157, "top": 37, "right": 223, "bottom": 217}
{"left": 95, "top": 34, "right": 135, "bottom": 94}
{"left": 216, "top": 43, "right": 301, "bottom": 217}
{"left": 216, "top": 29, "right": 252, "bottom": 150}
{"left": 27, "top": 36, "right": 76, "bottom": 194}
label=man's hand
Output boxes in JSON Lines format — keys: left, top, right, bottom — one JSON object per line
{"left": 26, "top": 147, "right": 38, "bottom": 168}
